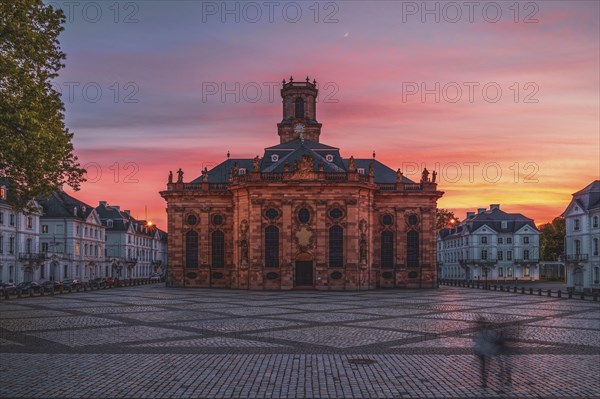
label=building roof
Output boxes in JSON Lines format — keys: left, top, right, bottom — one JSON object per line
{"left": 38, "top": 191, "right": 95, "bottom": 220}
{"left": 438, "top": 206, "right": 538, "bottom": 240}
{"left": 569, "top": 180, "right": 600, "bottom": 212}
{"left": 191, "top": 138, "right": 415, "bottom": 184}
{"left": 96, "top": 202, "right": 165, "bottom": 237}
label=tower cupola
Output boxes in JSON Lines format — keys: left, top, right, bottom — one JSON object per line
{"left": 277, "top": 76, "right": 322, "bottom": 143}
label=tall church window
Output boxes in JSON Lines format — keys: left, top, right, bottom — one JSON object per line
{"left": 265, "top": 226, "right": 279, "bottom": 268}
{"left": 381, "top": 231, "right": 394, "bottom": 268}
{"left": 329, "top": 225, "right": 343, "bottom": 268}
{"left": 212, "top": 230, "right": 225, "bottom": 268}
{"left": 185, "top": 231, "right": 198, "bottom": 268}
{"left": 407, "top": 230, "right": 419, "bottom": 267}
{"left": 295, "top": 97, "right": 304, "bottom": 118}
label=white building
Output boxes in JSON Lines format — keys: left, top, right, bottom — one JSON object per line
{"left": 96, "top": 201, "right": 167, "bottom": 279}
{"left": 38, "top": 191, "right": 106, "bottom": 282}
{"left": 562, "top": 180, "right": 600, "bottom": 292}
{"left": 0, "top": 183, "right": 42, "bottom": 283}
{"left": 437, "top": 204, "right": 540, "bottom": 282}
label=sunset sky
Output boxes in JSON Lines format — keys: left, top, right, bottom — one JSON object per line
{"left": 54, "top": 0, "right": 600, "bottom": 229}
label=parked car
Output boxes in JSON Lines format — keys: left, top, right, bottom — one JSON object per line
{"left": 105, "top": 277, "right": 119, "bottom": 287}
{"left": 39, "top": 280, "right": 62, "bottom": 291}
{"left": 17, "top": 281, "right": 41, "bottom": 294}
{"left": 89, "top": 277, "right": 106, "bottom": 288}
{"left": 61, "top": 279, "right": 81, "bottom": 289}
{"left": 0, "top": 283, "right": 17, "bottom": 296}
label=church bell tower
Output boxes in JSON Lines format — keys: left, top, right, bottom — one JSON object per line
{"left": 277, "top": 76, "right": 323, "bottom": 144}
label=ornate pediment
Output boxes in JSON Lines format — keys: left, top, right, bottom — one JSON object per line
{"left": 291, "top": 155, "right": 317, "bottom": 180}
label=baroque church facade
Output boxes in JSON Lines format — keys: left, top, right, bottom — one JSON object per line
{"left": 161, "top": 77, "right": 443, "bottom": 290}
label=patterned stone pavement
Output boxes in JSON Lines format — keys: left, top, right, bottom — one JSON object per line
{"left": 0, "top": 285, "right": 598, "bottom": 398}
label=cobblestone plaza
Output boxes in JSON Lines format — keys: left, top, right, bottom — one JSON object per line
{"left": 1, "top": 286, "right": 598, "bottom": 398}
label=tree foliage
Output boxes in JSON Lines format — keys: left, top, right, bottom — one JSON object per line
{"left": 0, "top": 0, "right": 85, "bottom": 211}
{"left": 539, "top": 217, "right": 565, "bottom": 261}
{"left": 436, "top": 208, "right": 459, "bottom": 230}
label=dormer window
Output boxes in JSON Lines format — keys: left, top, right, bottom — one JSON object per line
{"left": 0, "top": 186, "right": 6, "bottom": 200}
{"left": 357, "top": 168, "right": 365, "bottom": 174}
{"left": 325, "top": 154, "right": 334, "bottom": 162}
{"left": 107, "top": 220, "right": 113, "bottom": 228}
{"left": 501, "top": 221, "right": 507, "bottom": 229}
{"left": 73, "top": 207, "right": 78, "bottom": 216}
{"left": 238, "top": 168, "right": 246, "bottom": 175}
{"left": 271, "top": 154, "right": 279, "bottom": 162}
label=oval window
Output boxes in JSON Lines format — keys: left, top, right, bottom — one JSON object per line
{"left": 298, "top": 208, "right": 310, "bottom": 224}
{"left": 186, "top": 214, "right": 198, "bottom": 226}
{"left": 408, "top": 214, "right": 418, "bottom": 226}
{"left": 325, "top": 154, "right": 334, "bottom": 162}
{"left": 329, "top": 208, "right": 343, "bottom": 219}
{"left": 266, "top": 272, "right": 279, "bottom": 280}
{"left": 382, "top": 214, "right": 393, "bottom": 226}
{"left": 265, "top": 208, "right": 279, "bottom": 220}
{"left": 271, "top": 154, "right": 279, "bottom": 162}
{"left": 330, "top": 271, "right": 343, "bottom": 280}
{"left": 213, "top": 214, "right": 224, "bottom": 226}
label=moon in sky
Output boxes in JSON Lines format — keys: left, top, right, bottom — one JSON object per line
{"left": 344, "top": 32, "right": 349, "bottom": 38}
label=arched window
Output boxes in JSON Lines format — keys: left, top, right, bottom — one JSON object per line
{"left": 265, "top": 226, "right": 279, "bottom": 268}
{"left": 381, "top": 231, "right": 394, "bottom": 268}
{"left": 329, "top": 225, "right": 343, "bottom": 268}
{"left": 185, "top": 231, "right": 198, "bottom": 268}
{"left": 407, "top": 230, "right": 419, "bottom": 267}
{"left": 212, "top": 230, "right": 225, "bottom": 268}
{"left": 295, "top": 97, "right": 304, "bottom": 118}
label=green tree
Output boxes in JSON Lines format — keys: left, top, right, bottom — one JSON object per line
{"left": 436, "top": 208, "right": 459, "bottom": 230}
{"left": 0, "top": 0, "right": 85, "bottom": 211}
{"left": 539, "top": 217, "right": 566, "bottom": 261}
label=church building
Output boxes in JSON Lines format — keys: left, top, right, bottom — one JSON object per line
{"left": 160, "top": 77, "right": 443, "bottom": 290}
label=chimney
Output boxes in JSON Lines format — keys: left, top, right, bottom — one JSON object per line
{"left": 99, "top": 201, "right": 107, "bottom": 207}
{"left": 477, "top": 208, "right": 486, "bottom": 214}
{"left": 466, "top": 212, "right": 475, "bottom": 218}
{"left": 490, "top": 204, "right": 500, "bottom": 210}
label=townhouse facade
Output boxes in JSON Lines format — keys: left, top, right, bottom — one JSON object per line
{"left": 0, "top": 183, "right": 42, "bottom": 283}
{"left": 38, "top": 191, "right": 106, "bottom": 282}
{"left": 437, "top": 204, "right": 540, "bottom": 282}
{"left": 562, "top": 180, "right": 600, "bottom": 292}
{"left": 96, "top": 201, "right": 168, "bottom": 279}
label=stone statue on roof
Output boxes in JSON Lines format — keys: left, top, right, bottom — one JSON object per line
{"left": 396, "top": 168, "right": 403, "bottom": 183}
{"left": 252, "top": 156, "right": 261, "bottom": 173}
{"left": 432, "top": 170, "right": 437, "bottom": 183}
{"left": 421, "top": 168, "right": 429, "bottom": 183}
{"left": 168, "top": 171, "right": 173, "bottom": 184}
{"left": 176, "top": 168, "right": 183, "bottom": 183}
{"left": 348, "top": 156, "right": 356, "bottom": 173}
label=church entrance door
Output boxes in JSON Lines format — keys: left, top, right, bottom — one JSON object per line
{"left": 295, "top": 261, "right": 313, "bottom": 286}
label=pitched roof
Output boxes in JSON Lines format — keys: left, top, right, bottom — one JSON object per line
{"left": 190, "top": 138, "right": 415, "bottom": 184}
{"left": 570, "top": 180, "right": 600, "bottom": 212}
{"left": 39, "top": 191, "right": 94, "bottom": 220}
{"left": 95, "top": 202, "right": 162, "bottom": 237}
{"left": 438, "top": 207, "right": 538, "bottom": 240}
